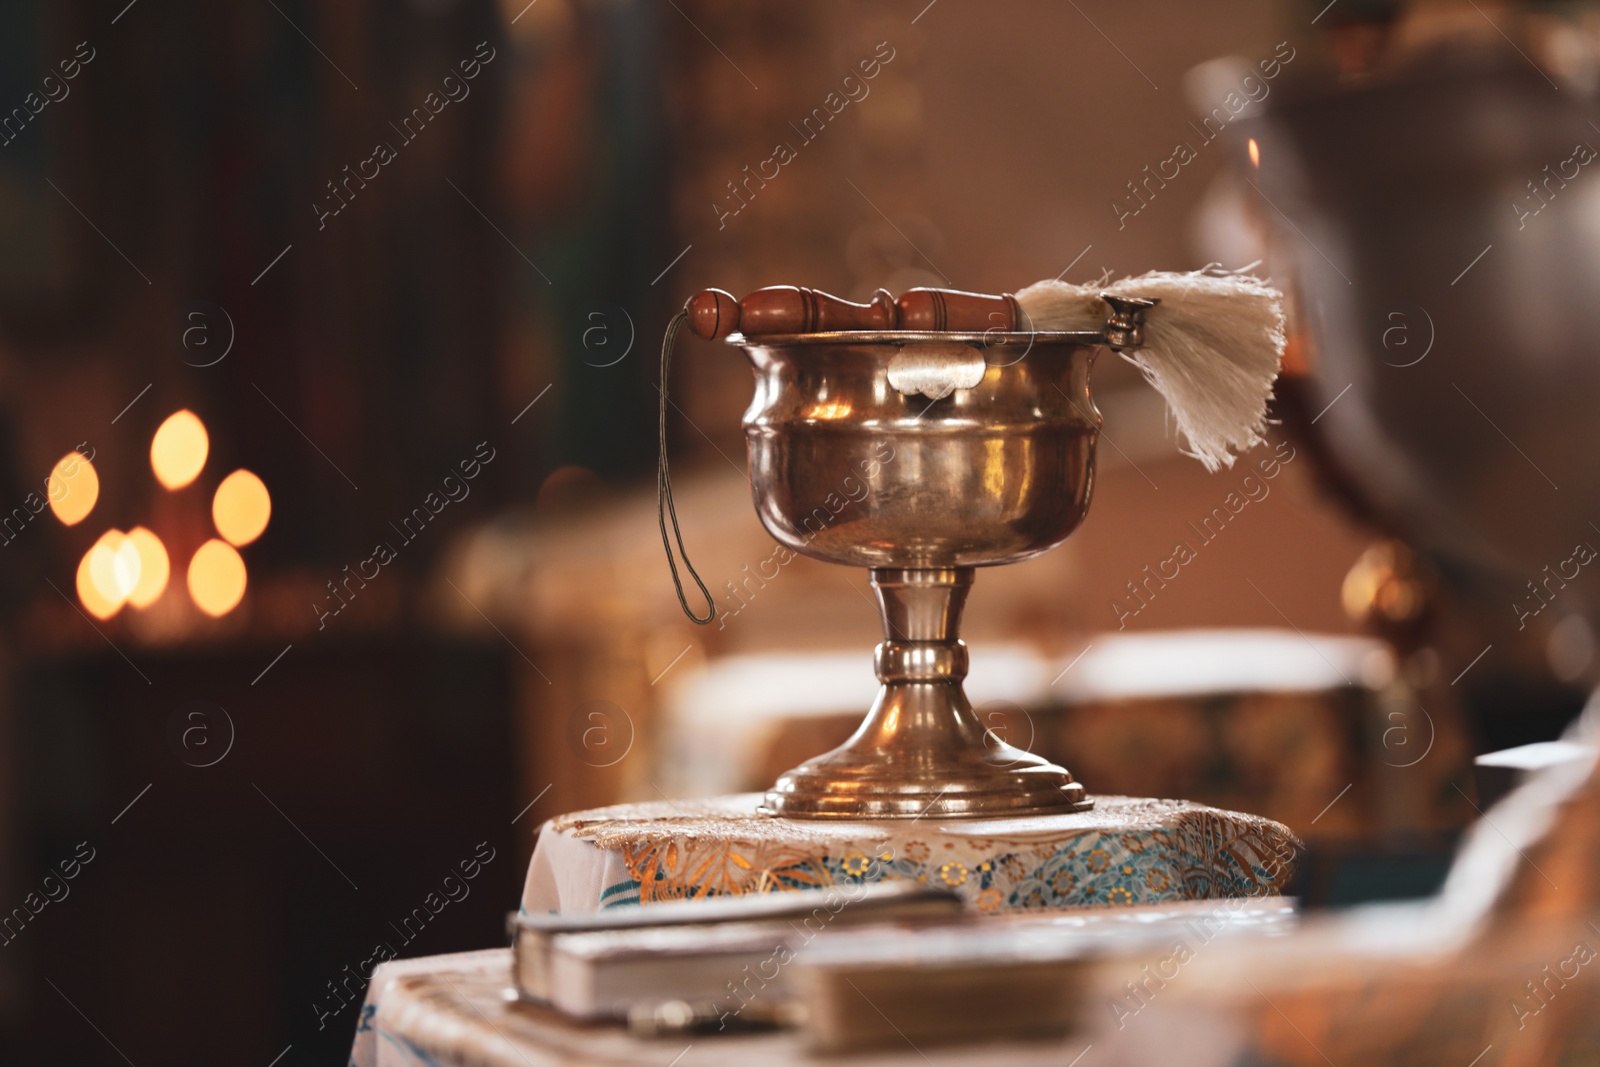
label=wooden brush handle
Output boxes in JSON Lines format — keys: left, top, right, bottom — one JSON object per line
{"left": 684, "top": 285, "right": 1031, "bottom": 339}
{"left": 895, "top": 288, "right": 1022, "bottom": 332}
{"left": 685, "top": 286, "right": 897, "bottom": 340}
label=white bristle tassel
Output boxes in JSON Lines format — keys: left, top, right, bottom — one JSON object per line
{"left": 1015, "top": 268, "right": 1287, "bottom": 472}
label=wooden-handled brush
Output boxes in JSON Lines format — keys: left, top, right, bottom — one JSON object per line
{"left": 682, "top": 270, "right": 1286, "bottom": 472}
{"left": 686, "top": 285, "right": 1025, "bottom": 339}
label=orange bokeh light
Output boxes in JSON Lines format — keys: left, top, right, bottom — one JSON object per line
{"left": 212, "top": 469, "right": 271, "bottom": 546}
{"left": 187, "top": 538, "right": 246, "bottom": 617}
{"left": 77, "top": 529, "right": 138, "bottom": 619}
{"left": 47, "top": 451, "right": 99, "bottom": 525}
{"left": 76, "top": 547, "right": 118, "bottom": 620}
{"left": 151, "top": 410, "right": 209, "bottom": 490}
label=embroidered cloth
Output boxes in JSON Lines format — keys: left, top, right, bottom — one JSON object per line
{"left": 523, "top": 793, "right": 1300, "bottom": 914}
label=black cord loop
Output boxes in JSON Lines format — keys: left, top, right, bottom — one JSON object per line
{"left": 657, "top": 309, "right": 716, "bottom": 625}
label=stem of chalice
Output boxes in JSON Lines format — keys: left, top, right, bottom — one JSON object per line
{"left": 760, "top": 566, "right": 1091, "bottom": 819}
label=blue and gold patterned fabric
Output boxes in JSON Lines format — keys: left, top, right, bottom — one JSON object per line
{"left": 523, "top": 794, "right": 1300, "bottom": 914}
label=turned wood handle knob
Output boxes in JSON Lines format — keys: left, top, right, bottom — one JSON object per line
{"left": 896, "top": 288, "right": 1022, "bottom": 333}
{"left": 686, "top": 288, "right": 741, "bottom": 341}
{"left": 685, "top": 286, "right": 897, "bottom": 340}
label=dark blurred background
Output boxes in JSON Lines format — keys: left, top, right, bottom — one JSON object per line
{"left": 0, "top": 0, "right": 1594, "bottom": 1062}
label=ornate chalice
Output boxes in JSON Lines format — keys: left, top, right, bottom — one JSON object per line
{"left": 661, "top": 288, "right": 1153, "bottom": 819}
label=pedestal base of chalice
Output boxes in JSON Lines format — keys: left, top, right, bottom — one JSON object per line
{"left": 731, "top": 320, "right": 1146, "bottom": 820}
{"left": 760, "top": 565, "right": 1088, "bottom": 818}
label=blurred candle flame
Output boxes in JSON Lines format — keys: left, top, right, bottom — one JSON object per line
{"left": 78, "top": 529, "right": 137, "bottom": 618}
{"left": 212, "top": 469, "right": 271, "bottom": 546}
{"left": 151, "top": 410, "right": 209, "bottom": 490}
{"left": 47, "top": 451, "right": 98, "bottom": 525}
{"left": 187, "top": 538, "right": 247, "bottom": 617}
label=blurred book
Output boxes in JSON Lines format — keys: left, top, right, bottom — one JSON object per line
{"left": 796, "top": 897, "right": 1296, "bottom": 1051}
{"left": 511, "top": 881, "right": 962, "bottom": 1020}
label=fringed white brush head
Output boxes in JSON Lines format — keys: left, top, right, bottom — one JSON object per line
{"left": 1015, "top": 268, "right": 1287, "bottom": 472}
